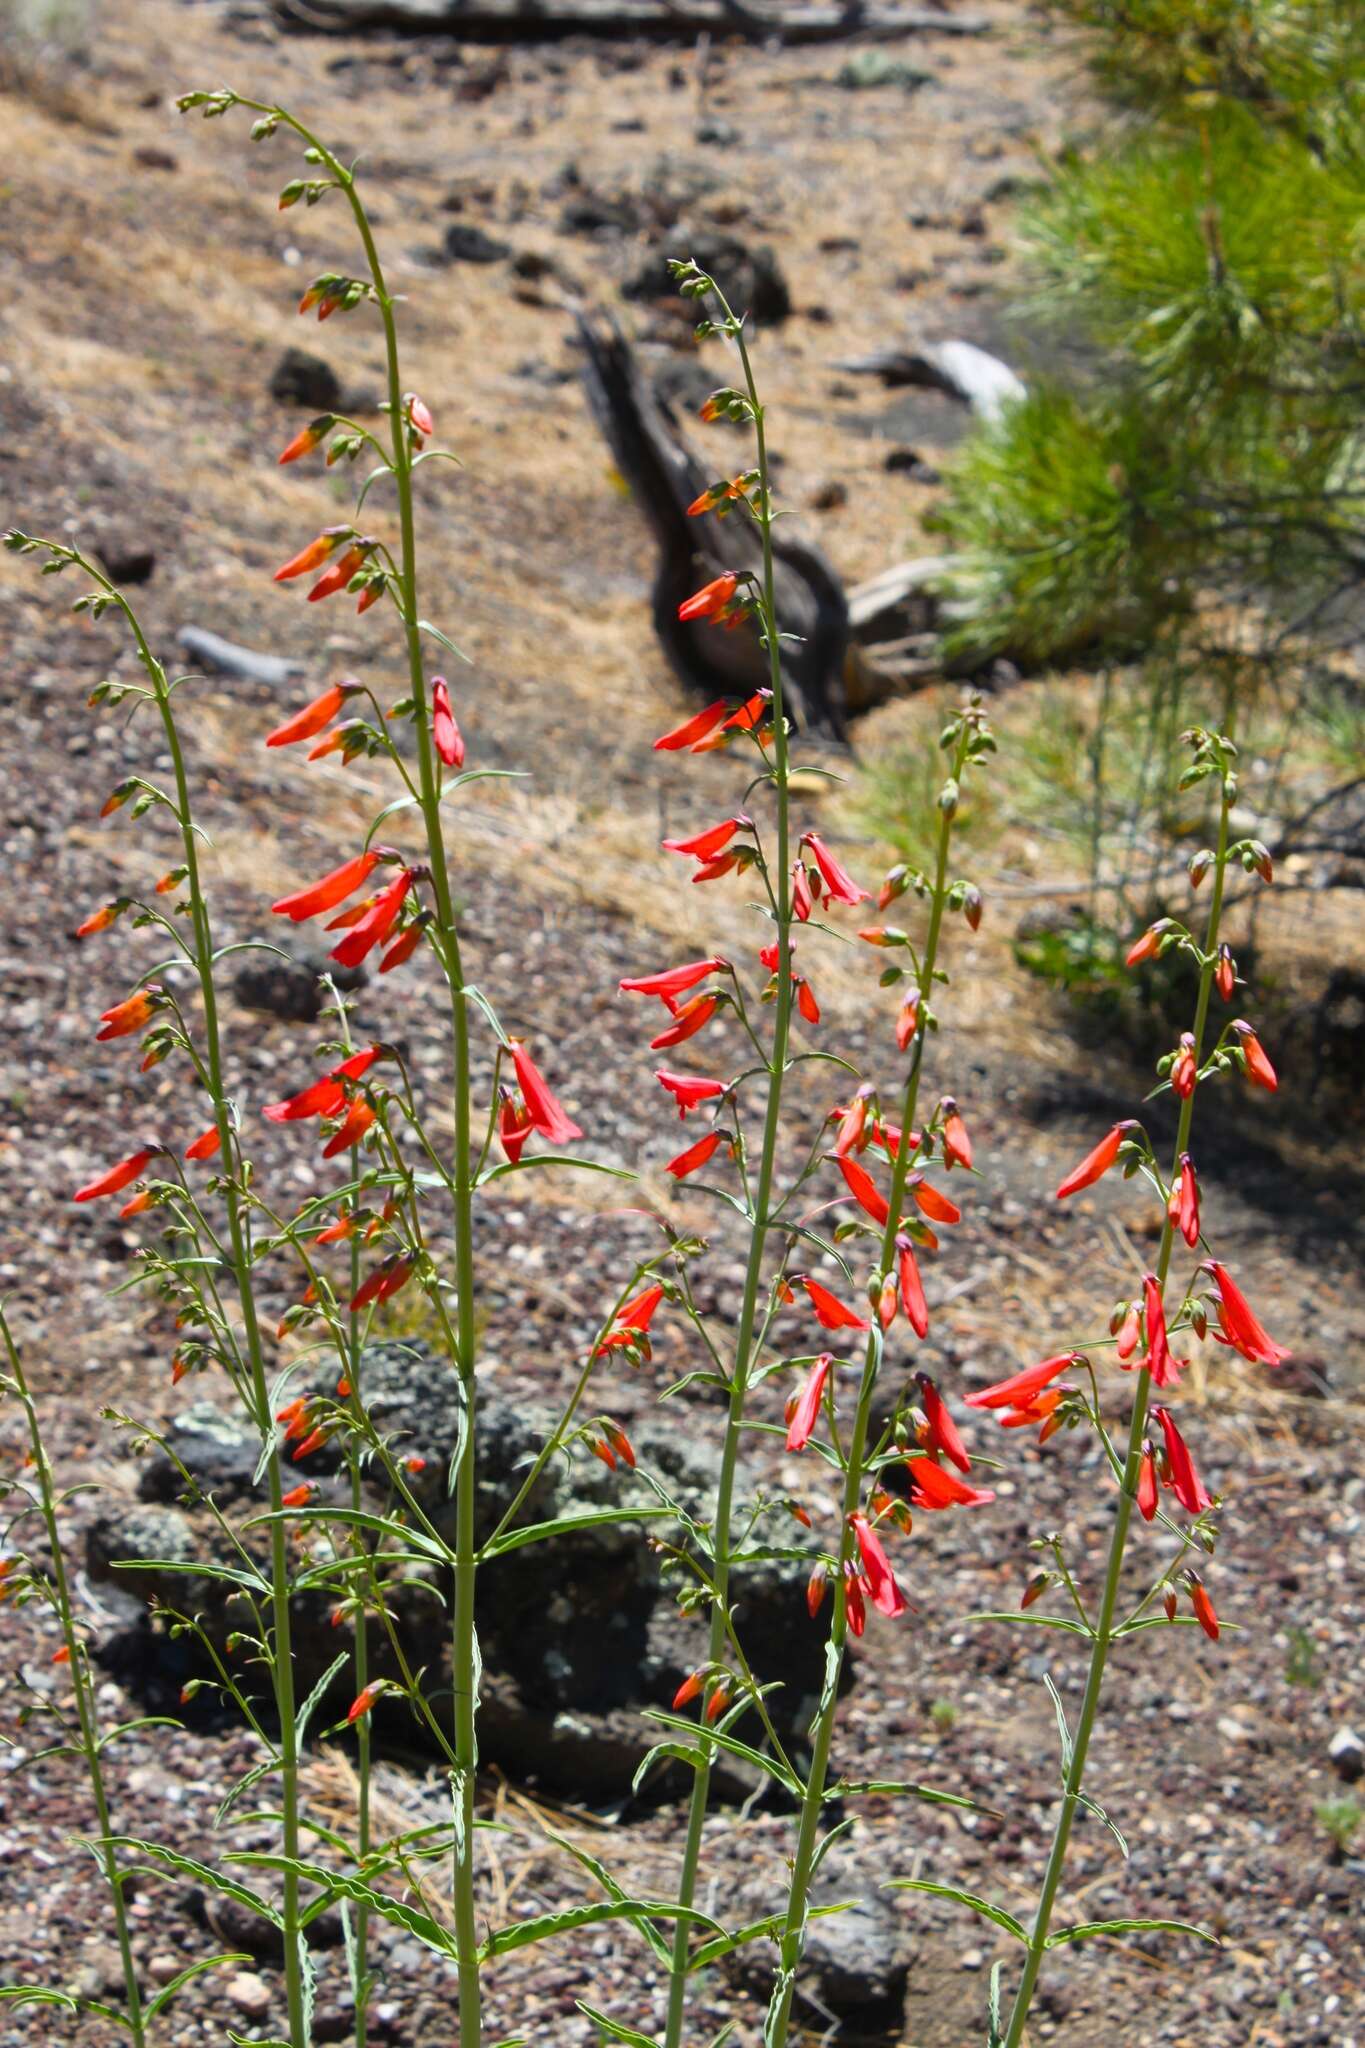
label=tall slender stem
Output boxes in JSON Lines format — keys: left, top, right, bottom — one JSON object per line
{"left": 337, "top": 165, "right": 483, "bottom": 2048}
{"left": 764, "top": 724, "right": 971, "bottom": 2048}
{"left": 1001, "top": 773, "right": 1233, "bottom": 2048}
{"left": 661, "top": 312, "right": 796, "bottom": 2048}
{"left": 94, "top": 585, "right": 311, "bottom": 2048}
{"left": 2, "top": 1314, "right": 147, "bottom": 2048}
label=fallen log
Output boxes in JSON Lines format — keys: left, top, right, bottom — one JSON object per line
{"left": 836, "top": 337, "right": 1026, "bottom": 422}
{"left": 577, "top": 310, "right": 850, "bottom": 736}
{"left": 177, "top": 626, "right": 305, "bottom": 687}
{"left": 274, "top": 0, "right": 990, "bottom": 44}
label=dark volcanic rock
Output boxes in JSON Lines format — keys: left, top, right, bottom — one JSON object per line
{"left": 443, "top": 222, "right": 511, "bottom": 265}
{"left": 622, "top": 231, "right": 791, "bottom": 325}
{"left": 231, "top": 941, "right": 367, "bottom": 1023}
{"left": 93, "top": 1342, "right": 847, "bottom": 1799}
{"left": 269, "top": 347, "right": 344, "bottom": 412}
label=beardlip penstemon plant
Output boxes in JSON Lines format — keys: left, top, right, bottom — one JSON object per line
{"left": 950, "top": 724, "right": 1286, "bottom": 2047}
{"left": 2, "top": 87, "right": 1294, "bottom": 2048}
{"left": 631, "top": 258, "right": 998, "bottom": 2048}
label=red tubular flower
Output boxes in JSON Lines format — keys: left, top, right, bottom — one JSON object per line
{"left": 498, "top": 1093, "right": 534, "bottom": 1163}
{"left": 314, "top": 1213, "right": 355, "bottom": 1245}
{"left": 1115, "top": 1304, "right": 1141, "bottom": 1361}
{"left": 833, "top": 1091, "right": 871, "bottom": 1158}
{"left": 917, "top": 1374, "right": 970, "bottom": 1472}
{"left": 842, "top": 1568, "right": 867, "bottom": 1637}
{"left": 616, "top": 1284, "right": 664, "bottom": 1333}
{"left": 322, "top": 1099, "right": 376, "bottom": 1160}
{"left": 1189, "top": 1579, "right": 1220, "bottom": 1641}
{"left": 348, "top": 1682, "right": 382, "bottom": 1724}
{"left": 267, "top": 684, "right": 351, "bottom": 749}
{"left": 673, "top": 1669, "right": 704, "bottom": 1710}
{"left": 786, "top": 1353, "right": 832, "bottom": 1452}
{"left": 1169, "top": 1154, "right": 1200, "bottom": 1247}
{"left": 896, "top": 1237, "right": 929, "bottom": 1338}
{"left": 431, "top": 677, "right": 464, "bottom": 769}
{"left": 656, "top": 1069, "right": 725, "bottom": 1119}
{"left": 74, "top": 1148, "right": 156, "bottom": 1203}
{"left": 850, "top": 1514, "right": 906, "bottom": 1617}
{"left": 76, "top": 904, "right": 119, "bottom": 938}
{"left": 281, "top": 1482, "right": 315, "bottom": 1508}
{"left": 666, "top": 1129, "right": 724, "bottom": 1179}
{"left": 590, "top": 1434, "right": 617, "bottom": 1469}
{"left": 1142, "top": 1273, "right": 1174, "bottom": 1387}
{"left": 1205, "top": 1260, "right": 1291, "bottom": 1365}
{"left": 292, "top": 1425, "right": 329, "bottom": 1461}
{"left": 801, "top": 1277, "right": 871, "bottom": 1332}
{"left": 271, "top": 850, "right": 381, "bottom": 922}
{"left": 1056, "top": 1120, "right": 1139, "bottom": 1201}
{"left": 941, "top": 1104, "right": 972, "bottom": 1171}
{"left": 895, "top": 997, "right": 919, "bottom": 1053}
{"left": 1215, "top": 945, "right": 1236, "bottom": 1002}
{"left": 1232, "top": 1020, "right": 1277, "bottom": 1092}
{"left": 1125, "top": 922, "right": 1168, "bottom": 967}
{"left": 185, "top": 1125, "right": 221, "bottom": 1162}
{"left": 510, "top": 1043, "right": 583, "bottom": 1144}
{"left": 791, "top": 862, "right": 814, "bottom": 923}
{"left": 350, "top": 1262, "right": 393, "bottom": 1312}
{"left": 264, "top": 1077, "right": 347, "bottom": 1124}
{"left": 662, "top": 818, "right": 745, "bottom": 861}
{"left": 678, "top": 573, "right": 739, "bottom": 623}
{"left": 796, "top": 978, "right": 820, "bottom": 1025}
{"left": 1153, "top": 1406, "right": 1213, "bottom": 1514}
{"left": 1135, "top": 1447, "right": 1159, "bottom": 1521}
{"left": 278, "top": 416, "right": 331, "bottom": 465}
{"left": 621, "top": 958, "right": 727, "bottom": 1001}
{"left": 275, "top": 530, "right": 348, "bottom": 582}
{"left": 603, "top": 1423, "right": 636, "bottom": 1470}
{"left": 307, "top": 545, "right": 366, "bottom": 603}
{"left": 801, "top": 832, "right": 870, "bottom": 908}
{"left": 379, "top": 923, "right": 425, "bottom": 974}
{"left": 906, "top": 1458, "right": 995, "bottom": 1511}
{"left": 95, "top": 989, "right": 158, "bottom": 1041}
{"left": 837, "top": 1155, "right": 890, "bottom": 1226}
{"left": 1170, "top": 1033, "right": 1197, "bottom": 1099}
{"left": 964, "top": 1353, "right": 1078, "bottom": 1411}
{"left": 649, "top": 993, "right": 718, "bottom": 1051}
{"left": 654, "top": 699, "right": 733, "bottom": 752}
{"left": 331, "top": 870, "right": 412, "bottom": 969}
{"left": 911, "top": 1179, "right": 960, "bottom": 1225}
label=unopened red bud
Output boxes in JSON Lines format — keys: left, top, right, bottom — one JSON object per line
{"left": 1162, "top": 1588, "right": 1178, "bottom": 1622}
{"left": 673, "top": 1669, "right": 705, "bottom": 1710}
{"left": 1021, "top": 1571, "right": 1050, "bottom": 1610}
{"left": 807, "top": 1563, "right": 829, "bottom": 1618}
{"left": 348, "top": 1682, "right": 383, "bottom": 1724}
{"left": 705, "top": 1682, "right": 731, "bottom": 1723}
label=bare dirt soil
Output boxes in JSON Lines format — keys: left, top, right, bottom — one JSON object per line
{"left": 0, "top": 3, "right": 1362, "bottom": 2046}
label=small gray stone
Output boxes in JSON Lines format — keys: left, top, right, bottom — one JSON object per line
{"left": 1329, "top": 1725, "right": 1364, "bottom": 1782}
{"left": 225, "top": 1970, "right": 272, "bottom": 2017}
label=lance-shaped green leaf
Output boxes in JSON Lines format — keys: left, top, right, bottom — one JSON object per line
{"left": 481, "top": 1899, "right": 726, "bottom": 1961}
{"left": 575, "top": 2004, "right": 658, "bottom": 2046}
{"left": 145, "top": 1952, "right": 253, "bottom": 2019}
{"left": 541, "top": 1829, "right": 673, "bottom": 1967}
{"left": 1045, "top": 1915, "right": 1217, "bottom": 1950}
{"left": 885, "top": 1879, "right": 1028, "bottom": 1943}
{"left": 229, "top": 1854, "right": 457, "bottom": 1957}
{"left": 642, "top": 1710, "right": 803, "bottom": 1797}
{"left": 965, "top": 1611, "right": 1094, "bottom": 1637}
{"left": 104, "top": 1839, "right": 282, "bottom": 1928}
{"left": 687, "top": 1902, "right": 854, "bottom": 1974}
{"left": 827, "top": 1778, "right": 991, "bottom": 1815}
{"left": 480, "top": 1507, "right": 672, "bottom": 1562}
